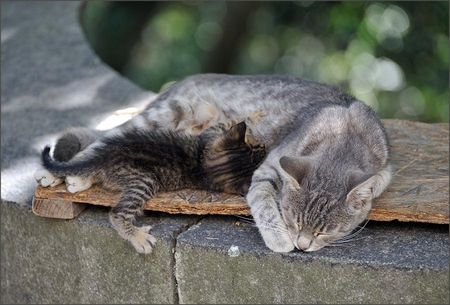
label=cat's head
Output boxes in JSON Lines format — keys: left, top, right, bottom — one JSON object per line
{"left": 279, "top": 156, "right": 379, "bottom": 252}
{"left": 204, "top": 121, "right": 266, "bottom": 195}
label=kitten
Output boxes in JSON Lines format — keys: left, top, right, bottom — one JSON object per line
{"left": 37, "top": 74, "right": 392, "bottom": 253}
{"left": 38, "top": 117, "right": 265, "bottom": 254}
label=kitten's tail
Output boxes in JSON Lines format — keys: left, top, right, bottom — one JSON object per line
{"left": 41, "top": 145, "right": 98, "bottom": 177}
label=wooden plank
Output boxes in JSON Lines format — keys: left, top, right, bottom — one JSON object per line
{"left": 32, "top": 119, "right": 449, "bottom": 224}
{"left": 368, "top": 119, "right": 449, "bottom": 224}
{"left": 32, "top": 197, "right": 88, "bottom": 219}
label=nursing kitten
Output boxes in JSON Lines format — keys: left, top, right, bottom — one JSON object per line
{"left": 37, "top": 73, "right": 392, "bottom": 253}
{"left": 39, "top": 117, "right": 265, "bottom": 254}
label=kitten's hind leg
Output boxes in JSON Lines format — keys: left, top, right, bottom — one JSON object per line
{"left": 109, "top": 186, "right": 156, "bottom": 254}
{"left": 65, "top": 176, "right": 93, "bottom": 193}
{"left": 34, "top": 169, "right": 64, "bottom": 187}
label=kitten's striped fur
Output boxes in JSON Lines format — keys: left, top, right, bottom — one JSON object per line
{"left": 40, "top": 115, "right": 265, "bottom": 254}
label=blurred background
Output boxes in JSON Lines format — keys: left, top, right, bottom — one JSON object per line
{"left": 81, "top": 1, "right": 449, "bottom": 123}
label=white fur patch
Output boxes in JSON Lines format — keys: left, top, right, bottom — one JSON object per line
{"left": 65, "top": 176, "right": 93, "bottom": 193}
{"left": 34, "top": 169, "right": 64, "bottom": 187}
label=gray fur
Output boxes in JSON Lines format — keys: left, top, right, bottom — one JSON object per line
{"left": 53, "top": 127, "right": 105, "bottom": 162}
{"left": 129, "top": 74, "right": 392, "bottom": 252}
{"left": 49, "top": 73, "right": 392, "bottom": 252}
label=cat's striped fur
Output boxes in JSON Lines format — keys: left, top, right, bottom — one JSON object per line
{"left": 39, "top": 116, "right": 265, "bottom": 254}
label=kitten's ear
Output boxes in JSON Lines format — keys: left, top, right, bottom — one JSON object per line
{"left": 346, "top": 171, "right": 376, "bottom": 211}
{"left": 243, "top": 125, "right": 262, "bottom": 147}
{"left": 279, "top": 156, "right": 315, "bottom": 189}
{"left": 226, "top": 121, "right": 247, "bottom": 144}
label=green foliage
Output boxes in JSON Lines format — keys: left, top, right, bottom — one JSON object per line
{"left": 82, "top": 1, "right": 449, "bottom": 123}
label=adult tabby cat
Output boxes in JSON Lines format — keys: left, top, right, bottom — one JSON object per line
{"left": 37, "top": 74, "right": 392, "bottom": 253}
{"left": 37, "top": 116, "right": 265, "bottom": 254}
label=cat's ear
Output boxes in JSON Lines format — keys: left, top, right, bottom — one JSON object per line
{"left": 279, "top": 156, "right": 315, "bottom": 189}
{"left": 225, "top": 121, "right": 247, "bottom": 144}
{"left": 346, "top": 171, "right": 376, "bottom": 211}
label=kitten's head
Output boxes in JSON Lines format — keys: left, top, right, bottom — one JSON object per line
{"left": 204, "top": 121, "right": 266, "bottom": 195}
{"left": 279, "top": 156, "right": 378, "bottom": 252}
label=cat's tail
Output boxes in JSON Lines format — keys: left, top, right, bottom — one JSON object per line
{"left": 41, "top": 145, "right": 98, "bottom": 177}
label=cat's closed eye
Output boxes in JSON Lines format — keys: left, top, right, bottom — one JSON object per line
{"left": 313, "top": 232, "right": 329, "bottom": 237}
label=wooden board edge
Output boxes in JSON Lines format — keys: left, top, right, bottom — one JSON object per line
{"left": 32, "top": 196, "right": 88, "bottom": 219}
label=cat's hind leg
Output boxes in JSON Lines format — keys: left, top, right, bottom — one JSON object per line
{"left": 35, "top": 128, "right": 104, "bottom": 187}
{"left": 53, "top": 127, "right": 105, "bottom": 162}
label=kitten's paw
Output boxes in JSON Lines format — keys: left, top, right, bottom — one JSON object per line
{"left": 129, "top": 225, "right": 157, "bottom": 254}
{"left": 34, "top": 169, "right": 64, "bottom": 187}
{"left": 65, "top": 176, "right": 92, "bottom": 193}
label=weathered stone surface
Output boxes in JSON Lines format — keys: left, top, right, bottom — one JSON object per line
{"left": 1, "top": 200, "right": 200, "bottom": 304}
{"left": 175, "top": 216, "right": 449, "bottom": 304}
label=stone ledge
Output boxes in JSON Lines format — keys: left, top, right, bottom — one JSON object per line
{"left": 175, "top": 217, "right": 448, "bottom": 303}
{"left": 1, "top": 200, "right": 201, "bottom": 304}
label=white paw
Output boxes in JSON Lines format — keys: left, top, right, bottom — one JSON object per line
{"left": 260, "top": 229, "right": 295, "bottom": 253}
{"left": 34, "top": 169, "right": 64, "bottom": 187}
{"left": 65, "top": 176, "right": 92, "bottom": 193}
{"left": 129, "top": 225, "right": 157, "bottom": 254}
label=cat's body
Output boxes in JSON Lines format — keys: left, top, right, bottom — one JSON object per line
{"left": 38, "top": 117, "right": 265, "bottom": 253}
{"left": 37, "top": 74, "right": 392, "bottom": 253}
{"left": 123, "top": 74, "right": 392, "bottom": 252}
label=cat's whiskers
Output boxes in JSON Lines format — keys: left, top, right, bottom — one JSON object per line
{"left": 331, "top": 236, "right": 367, "bottom": 245}
{"left": 340, "top": 219, "right": 369, "bottom": 240}
{"left": 330, "top": 220, "right": 370, "bottom": 245}
{"left": 235, "top": 215, "right": 255, "bottom": 222}
{"left": 238, "top": 221, "right": 289, "bottom": 234}
{"left": 234, "top": 217, "right": 290, "bottom": 234}
{"left": 255, "top": 223, "right": 290, "bottom": 234}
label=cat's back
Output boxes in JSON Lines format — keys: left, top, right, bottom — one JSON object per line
{"left": 145, "top": 74, "right": 387, "bottom": 153}
{"left": 164, "top": 73, "right": 351, "bottom": 106}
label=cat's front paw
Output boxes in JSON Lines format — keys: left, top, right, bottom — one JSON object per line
{"left": 260, "top": 230, "right": 295, "bottom": 253}
{"left": 34, "top": 169, "right": 64, "bottom": 187}
{"left": 65, "top": 176, "right": 92, "bottom": 193}
{"left": 129, "top": 225, "right": 157, "bottom": 254}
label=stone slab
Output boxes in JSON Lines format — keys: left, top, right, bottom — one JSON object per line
{"left": 175, "top": 216, "right": 449, "bottom": 304}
